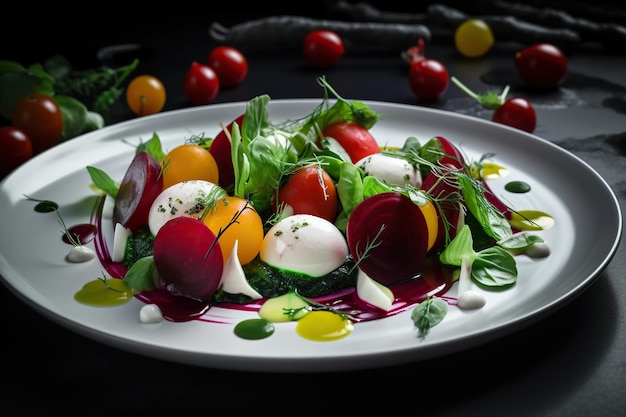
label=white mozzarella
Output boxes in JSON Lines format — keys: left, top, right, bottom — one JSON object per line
{"left": 260, "top": 214, "right": 348, "bottom": 277}
{"left": 356, "top": 153, "right": 422, "bottom": 187}
{"left": 148, "top": 180, "right": 226, "bottom": 236}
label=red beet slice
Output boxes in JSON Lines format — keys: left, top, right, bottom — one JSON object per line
{"left": 420, "top": 167, "right": 464, "bottom": 251}
{"left": 432, "top": 135, "right": 466, "bottom": 169}
{"left": 113, "top": 151, "right": 163, "bottom": 231}
{"left": 346, "top": 192, "right": 429, "bottom": 285}
{"left": 209, "top": 113, "right": 244, "bottom": 190}
{"left": 153, "top": 216, "right": 223, "bottom": 302}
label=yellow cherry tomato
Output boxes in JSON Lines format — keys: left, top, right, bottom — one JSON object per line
{"left": 126, "top": 75, "right": 166, "bottom": 116}
{"left": 161, "top": 143, "right": 219, "bottom": 189}
{"left": 454, "top": 19, "right": 494, "bottom": 58}
{"left": 203, "top": 196, "right": 264, "bottom": 265}
{"left": 418, "top": 199, "right": 439, "bottom": 252}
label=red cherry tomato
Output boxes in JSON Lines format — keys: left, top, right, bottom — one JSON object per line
{"left": 409, "top": 59, "right": 449, "bottom": 102}
{"left": 207, "top": 46, "right": 248, "bottom": 88}
{"left": 11, "top": 93, "right": 63, "bottom": 155}
{"left": 492, "top": 97, "right": 537, "bottom": 133}
{"left": 321, "top": 122, "right": 380, "bottom": 163}
{"left": 515, "top": 43, "right": 568, "bottom": 89}
{"left": 0, "top": 126, "right": 33, "bottom": 175}
{"left": 404, "top": 39, "right": 448, "bottom": 102}
{"left": 302, "top": 30, "right": 345, "bottom": 69}
{"left": 184, "top": 62, "right": 219, "bottom": 105}
{"left": 276, "top": 166, "right": 338, "bottom": 223}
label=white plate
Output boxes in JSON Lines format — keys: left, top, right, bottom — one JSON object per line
{"left": 0, "top": 100, "right": 622, "bottom": 372}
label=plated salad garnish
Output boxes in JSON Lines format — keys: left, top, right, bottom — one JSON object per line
{"left": 66, "top": 76, "right": 551, "bottom": 341}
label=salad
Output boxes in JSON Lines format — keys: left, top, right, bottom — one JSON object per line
{"left": 83, "top": 77, "right": 550, "bottom": 341}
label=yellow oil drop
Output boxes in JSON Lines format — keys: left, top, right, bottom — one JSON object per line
{"left": 74, "top": 278, "right": 134, "bottom": 307}
{"left": 481, "top": 162, "right": 508, "bottom": 180}
{"left": 509, "top": 210, "right": 555, "bottom": 231}
{"left": 296, "top": 310, "right": 353, "bottom": 342}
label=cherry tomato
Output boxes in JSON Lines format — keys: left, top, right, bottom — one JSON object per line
{"left": 302, "top": 30, "right": 345, "bottom": 69}
{"left": 454, "top": 19, "right": 494, "bottom": 58}
{"left": 403, "top": 39, "right": 448, "bottom": 102}
{"left": 492, "top": 97, "right": 537, "bottom": 133}
{"left": 515, "top": 43, "right": 568, "bottom": 89}
{"left": 184, "top": 62, "right": 219, "bottom": 105}
{"left": 203, "top": 196, "right": 264, "bottom": 265}
{"left": 276, "top": 166, "right": 338, "bottom": 223}
{"left": 0, "top": 126, "right": 33, "bottom": 175}
{"left": 409, "top": 59, "right": 449, "bottom": 102}
{"left": 126, "top": 75, "right": 166, "bottom": 116}
{"left": 321, "top": 122, "right": 380, "bottom": 163}
{"left": 11, "top": 93, "right": 63, "bottom": 155}
{"left": 207, "top": 46, "right": 248, "bottom": 88}
{"left": 161, "top": 143, "right": 219, "bottom": 189}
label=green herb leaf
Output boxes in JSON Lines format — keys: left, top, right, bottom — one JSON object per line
{"left": 472, "top": 246, "right": 517, "bottom": 288}
{"left": 86, "top": 166, "right": 119, "bottom": 198}
{"left": 497, "top": 231, "right": 544, "bottom": 250}
{"left": 54, "top": 95, "right": 88, "bottom": 140}
{"left": 440, "top": 224, "right": 518, "bottom": 289}
{"left": 124, "top": 256, "right": 156, "bottom": 291}
{"left": 411, "top": 296, "right": 448, "bottom": 339}
{"left": 456, "top": 173, "right": 512, "bottom": 242}
{"left": 136, "top": 132, "right": 165, "bottom": 162}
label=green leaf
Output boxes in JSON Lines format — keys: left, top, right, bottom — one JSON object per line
{"left": 54, "top": 95, "right": 88, "bottom": 140}
{"left": 0, "top": 60, "right": 27, "bottom": 72}
{"left": 335, "top": 161, "right": 364, "bottom": 225}
{"left": 472, "top": 246, "right": 518, "bottom": 288}
{"left": 411, "top": 297, "right": 448, "bottom": 339}
{"left": 43, "top": 55, "right": 72, "bottom": 80}
{"left": 439, "top": 224, "right": 475, "bottom": 266}
{"left": 457, "top": 173, "right": 512, "bottom": 241}
{"left": 497, "top": 231, "right": 544, "bottom": 250}
{"left": 86, "top": 166, "right": 119, "bottom": 198}
{"left": 314, "top": 76, "right": 380, "bottom": 129}
{"left": 136, "top": 132, "right": 165, "bottom": 162}
{"left": 81, "top": 111, "right": 105, "bottom": 133}
{"left": 124, "top": 256, "right": 157, "bottom": 291}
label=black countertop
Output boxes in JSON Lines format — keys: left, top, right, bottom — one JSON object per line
{"left": 1, "top": 3, "right": 625, "bottom": 416}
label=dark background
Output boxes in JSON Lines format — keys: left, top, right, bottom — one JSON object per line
{"left": 1, "top": 1, "right": 626, "bottom": 416}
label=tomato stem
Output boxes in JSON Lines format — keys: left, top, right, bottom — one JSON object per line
{"left": 450, "top": 76, "right": 509, "bottom": 110}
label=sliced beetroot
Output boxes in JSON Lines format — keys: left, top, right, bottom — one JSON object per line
{"left": 420, "top": 167, "right": 464, "bottom": 250}
{"left": 153, "top": 216, "right": 223, "bottom": 302}
{"left": 433, "top": 136, "right": 466, "bottom": 169}
{"left": 209, "top": 113, "right": 245, "bottom": 191}
{"left": 346, "top": 192, "right": 429, "bottom": 285}
{"left": 113, "top": 151, "right": 163, "bottom": 231}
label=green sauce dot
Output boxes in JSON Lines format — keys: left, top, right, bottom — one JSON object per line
{"left": 505, "top": 181, "right": 531, "bottom": 193}
{"left": 234, "top": 318, "right": 275, "bottom": 340}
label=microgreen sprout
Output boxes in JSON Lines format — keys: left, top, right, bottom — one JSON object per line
{"left": 283, "top": 291, "right": 358, "bottom": 321}
{"left": 24, "top": 194, "right": 82, "bottom": 248}
{"left": 201, "top": 197, "right": 255, "bottom": 261}
{"left": 97, "top": 272, "right": 123, "bottom": 293}
{"left": 348, "top": 224, "right": 386, "bottom": 275}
